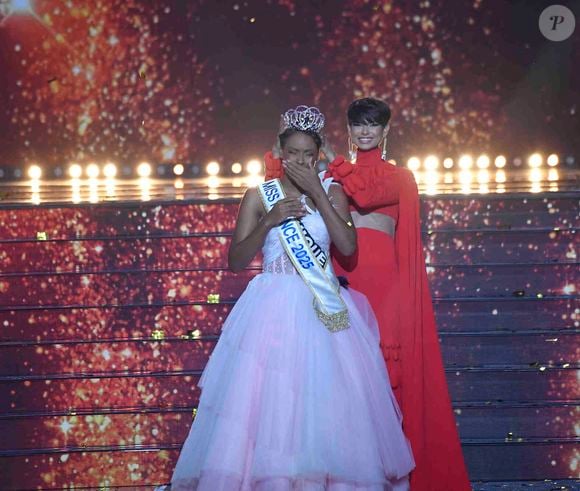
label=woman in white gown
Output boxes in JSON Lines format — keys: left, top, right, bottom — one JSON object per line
{"left": 169, "top": 106, "right": 414, "bottom": 490}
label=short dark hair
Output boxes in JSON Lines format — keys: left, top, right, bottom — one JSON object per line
{"left": 347, "top": 98, "right": 391, "bottom": 127}
{"left": 278, "top": 128, "right": 322, "bottom": 150}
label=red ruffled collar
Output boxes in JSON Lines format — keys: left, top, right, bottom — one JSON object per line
{"left": 355, "top": 147, "right": 383, "bottom": 167}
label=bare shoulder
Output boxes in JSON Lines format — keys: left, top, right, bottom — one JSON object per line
{"left": 242, "top": 186, "right": 260, "bottom": 202}
{"left": 240, "top": 186, "right": 264, "bottom": 216}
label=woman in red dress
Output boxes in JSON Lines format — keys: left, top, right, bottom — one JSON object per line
{"left": 265, "top": 98, "right": 471, "bottom": 491}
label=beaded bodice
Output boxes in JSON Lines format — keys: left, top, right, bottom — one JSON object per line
{"left": 262, "top": 173, "right": 334, "bottom": 275}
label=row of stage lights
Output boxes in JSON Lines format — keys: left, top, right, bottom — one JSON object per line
{"left": 22, "top": 160, "right": 263, "bottom": 180}
{"left": 406, "top": 153, "right": 564, "bottom": 171}
{"left": 17, "top": 152, "right": 572, "bottom": 181}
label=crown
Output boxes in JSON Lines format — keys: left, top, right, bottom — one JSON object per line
{"left": 282, "top": 105, "right": 325, "bottom": 133}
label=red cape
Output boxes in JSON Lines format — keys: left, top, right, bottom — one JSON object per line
{"left": 265, "top": 150, "right": 471, "bottom": 490}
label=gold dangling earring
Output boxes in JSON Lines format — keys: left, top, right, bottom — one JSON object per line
{"left": 381, "top": 136, "right": 388, "bottom": 160}
{"left": 348, "top": 136, "right": 357, "bottom": 162}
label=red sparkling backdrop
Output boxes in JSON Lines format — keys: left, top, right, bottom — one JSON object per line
{"left": 0, "top": 197, "right": 578, "bottom": 487}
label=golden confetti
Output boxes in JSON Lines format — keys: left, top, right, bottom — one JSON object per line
{"left": 186, "top": 329, "right": 201, "bottom": 339}
{"left": 207, "top": 293, "right": 220, "bottom": 304}
{"left": 151, "top": 329, "right": 165, "bottom": 340}
{"left": 36, "top": 231, "right": 48, "bottom": 241}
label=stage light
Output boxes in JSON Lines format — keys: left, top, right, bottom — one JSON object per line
{"left": 547, "top": 154, "right": 559, "bottom": 167}
{"left": 564, "top": 155, "right": 575, "bottom": 166}
{"left": 207, "top": 176, "right": 220, "bottom": 189}
{"left": 231, "top": 162, "right": 242, "bottom": 174}
{"left": 173, "top": 164, "right": 184, "bottom": 176}
{"left": 548, "top": 169, "right": 559, "bottom": 181}
{"left": 105, "top": 178, "right": 116, "bottom": 198}
{"left": 424, "top": 171, "right": 439, "bottom": 195}
{"left": 424, "top": 171, "right": 440, "bottom": 184}
{"left": 54, "top": 166, "right": 63, "bottom": 178}
{"left": 513, "top": 157, "right": 522, "bottom": 167}
{"left": 458, "top": 155, "right": 473, "bottom": 170}
{"left": 86, "top": 163, "right": 100, "bottom": 178}
{"left": 476, "top": 155, "right": 490, "bottom": 169}
{"left": 495, "top": 170, "right": 506, "bottom": 183}
{"left": 137, "top": 162, "right": 152, "bottom": 178}
{"left": 88, "top": 178, "right": 99, "bottom": 203}
{"left": 246, "top": 159, "right": 262, "bottom": 176}
{"left": 28, "top": 165, "right": 42, "bottom": 180}
{"left": 407, "top": 157, "right": 420, "bottom": 171}
{"left": 103, "top": 163, "right": 117, "bottom": 178}
{"left": 246, "top": 175, "right": 263, "bottom": 188}
{"left": 174, "top": 178, "right": 184, "bottom": 189}
{"left": 529, "top": 168, "right": 542, "bottom": 181}
{"left": 477, "top": 169, "right": 490, "bottom": 184}
{"left": 71, "top": 181, "right": 81, "bottom": 203}
{"left": 458, "top": 170, "right": 473, "bottom": 184}
{"left": 68, "top": 164, "right": 82, "bottom": 179}
{"left": 424, "top": 155, "right": 439, "bottom": 171}
{"left": 139, "top": 177, "right": 151, "bottom": 201}
{"left": 528, "top": 153, "right": 542, "bottom": 167}
{"left": 494, "top": 155, "right": 506, "bottom": 168}
{"left": 206, "top": 161, "right": 220, "bottom": 176}
{"left": 443, "top": 158, "right": 454, "bottom": 169}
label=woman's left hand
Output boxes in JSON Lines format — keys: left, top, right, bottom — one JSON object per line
{"left": 283, "top": 160, "right": 324, "bottom": 200}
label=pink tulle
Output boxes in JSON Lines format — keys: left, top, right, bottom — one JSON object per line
{"left": 170, "top": 273, "right": 414, "bottom": 490}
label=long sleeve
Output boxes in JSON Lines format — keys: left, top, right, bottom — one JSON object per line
{"left": 264, "top": 151, "right": 284, "bottom": 180}
{"left": 326, "top": 152, "right": 402, "bottom": 209}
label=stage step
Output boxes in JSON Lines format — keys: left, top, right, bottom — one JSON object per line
{"left": 0, "top": 297, "right": 574, "bottom": 341}
{"left": 0, "top": 332, "right": 577, "bottom": 376}
{"left": 0, "top": 228, "right": 576, "bottom": 273}
{"left": 0, "top": 195, "right": 577, "bottom": 240}
{"left": 0, "top": 193, "right": 578, "bottom": 488}
{"left": 0, "top": 263, "right": 577, "bottom": 308}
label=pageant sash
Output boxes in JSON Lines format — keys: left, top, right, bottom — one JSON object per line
{"left": 257, "top": 179, "right": 350, "bottom": 332}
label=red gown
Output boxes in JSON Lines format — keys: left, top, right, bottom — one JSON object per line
{"left": 264, "top": 148, "right": 471, "bottom": 491}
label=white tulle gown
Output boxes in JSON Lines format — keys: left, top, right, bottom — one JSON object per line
{"left": 170, "top": 176, "right": 415, "bottom": 490}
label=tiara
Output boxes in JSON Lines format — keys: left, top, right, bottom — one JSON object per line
{"left": 282, "top": 105, "right": 325, "bottom": 133}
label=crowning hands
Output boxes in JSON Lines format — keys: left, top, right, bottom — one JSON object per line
{"left": 320, "top": 132, "right": 336, "bottom": 162}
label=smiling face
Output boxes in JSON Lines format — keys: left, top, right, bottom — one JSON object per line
{"left": 280, "top": 131, "right": 320, "bottom": 168}
{"left": 348, "top": 122, "right": 389, "bottom": 151}
{"left": 346, "top": 97, "right": 391, "bottom": 151}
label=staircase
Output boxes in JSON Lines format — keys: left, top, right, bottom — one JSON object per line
{"left": 0, "top": 193, "right": 578, "bottom": 490}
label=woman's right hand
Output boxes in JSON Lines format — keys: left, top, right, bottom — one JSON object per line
{"left": 264, "top": 197, "right": 306, "bottom": 228}
{"left": 321, "top": 133, "right": 337, "bottom": 162}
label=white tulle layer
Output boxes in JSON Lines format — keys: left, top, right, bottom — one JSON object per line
{"left": 171, "top": 273, "right": 414, "bottom": 490}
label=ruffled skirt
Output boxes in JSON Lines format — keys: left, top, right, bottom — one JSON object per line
{"left": 171, "top": 273, "right": 415, "bottom": 490}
